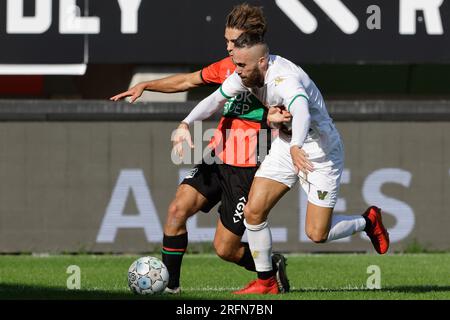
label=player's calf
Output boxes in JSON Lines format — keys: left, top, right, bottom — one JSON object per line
{"left": 305, "top": 229, "right": 329, "bottom": 243}
{"left": 213, "top": 240, "right": 242, "bottom": 262}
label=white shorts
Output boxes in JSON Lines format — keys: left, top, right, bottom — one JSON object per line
{"left": 255, "top": 125, "right": 344, "bottom": 208}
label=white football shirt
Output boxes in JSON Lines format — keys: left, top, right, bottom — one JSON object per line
{"left": 220, "top": 55, "right": 334, "bottom": 141}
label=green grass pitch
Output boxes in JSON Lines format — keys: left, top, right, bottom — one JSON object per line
{"left": 0, "top": 253, "right": 449, "bottom": 300}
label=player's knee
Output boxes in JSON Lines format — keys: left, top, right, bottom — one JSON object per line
{"left": 213, "top": 241, "right": 236, "bottom": 262}
{"left": 243, "top": 205, "right": 264, "bottom": 225}
{"left": 307, "top": 229, "right": 329, "bottom": 243}
{"left": 167, "top": 200, "right": 189, "bottom": 226}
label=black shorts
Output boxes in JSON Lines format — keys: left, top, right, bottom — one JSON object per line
{"left": 180, "top": 162, "right": 258, "bottom": 236}
{"left": 180, "top": 162, "right": 222, "bottom": 213}
{"left": 216, "top": 164, "right": 258, "bottom": 236}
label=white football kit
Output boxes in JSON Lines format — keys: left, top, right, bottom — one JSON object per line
{"left": 220, "top": 55, "right": 344, "bottom": 208}
{"left": 183, "top": 55, "right": 344, "bottom": 208}
{"left": 183, "top": 55, "right": 370, "bottom": 274}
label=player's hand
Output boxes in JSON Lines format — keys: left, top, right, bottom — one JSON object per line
{"left": 110, "top": 83, "right": 146, "bottom": 103}
{"left": 267, "top": 106, "right": 292, "bottom": 124}
{"left": 290, "top": 145, "right": 314, "bottom": 175}
{"left": 172, "top": 122, "right": 194, "bottom": 158}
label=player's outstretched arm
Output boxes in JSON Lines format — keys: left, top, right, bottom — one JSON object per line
{"left": 171, "top": 88, "right": 228, "bottom": 158}
{"left": 172, "top": 73, "right": 245, "bottom": 157}
{"left": 109, "top": 82, "right": 147, "bottom": 103}
{"left": 109, "top": 70, "right": 203, "bottom": 103}
{"left": 182, "top": 88, "right": 229, "bottom": 125}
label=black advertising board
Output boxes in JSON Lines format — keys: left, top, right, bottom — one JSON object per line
{"left": 0, "top": 0, "right": 449, "bottom": 73}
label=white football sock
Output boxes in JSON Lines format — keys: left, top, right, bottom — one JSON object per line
{"left": 326, "top": 215, "right": 366, "bottom": 242}
{"left": 244, "top": 220, "right": 273, "bottom": 272}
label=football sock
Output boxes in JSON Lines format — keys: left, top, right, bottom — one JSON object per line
{"left": 243, "top": 220, "right": 273, "bottom": 274}
{"left": 236, "top": 242, "right": 256, "bottom": 272}
{"left": 363, "top": 215, "right": 372, "bottom": 232}
{"left": 257, "top": 270, "right": 276, "bottom": 280}
{"left": 161, "top": 232, "right": 188, "bottom": 289}
{"left": 326, "top": 215, "right": 366, "bottom": 242}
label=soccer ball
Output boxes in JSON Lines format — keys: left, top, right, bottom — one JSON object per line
{"left": 127, "top": 256, "right": 169, "bottom": 295}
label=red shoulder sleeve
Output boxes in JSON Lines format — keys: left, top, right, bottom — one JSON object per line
{"left": 201, "top": 57, "right": 235, "bottom": 85}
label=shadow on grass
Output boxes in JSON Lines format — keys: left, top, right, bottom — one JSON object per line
{"left": 292, "top": 285, "right": 450, "bottom": 294}
{"left": 0, "top": 284, "right": 196, "bottom": 300}
{"left": 2, "top": 284, "right": 449, "bottom": 300}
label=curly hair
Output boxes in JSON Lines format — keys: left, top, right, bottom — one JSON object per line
{"left": 225, "top": 3, "right": 267, "bottom": 36}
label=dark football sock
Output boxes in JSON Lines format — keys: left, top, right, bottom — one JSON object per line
{"left": 258, "top": 270, "right": 276, "bottom": 280}
{"left": 363, "top": 215, "right": 372, "bottom": 232}
{"left": 236, "top": 242, "right": 256, "bottom": 272}
{"left": 161, "top": 233, "right": 188, "bottom": 289}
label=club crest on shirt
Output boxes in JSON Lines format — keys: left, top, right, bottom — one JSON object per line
{"left": 274, "top": 76, "right": 285, "bottom": 86}
{"left": 317, "top": 190, "right": 329, "bottom": 200}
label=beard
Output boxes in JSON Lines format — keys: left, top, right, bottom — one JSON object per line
{"left": 241, "top": 67, "right": 264, "bottom": 88}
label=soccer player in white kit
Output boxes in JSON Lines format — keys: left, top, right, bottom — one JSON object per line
{"left": 180, "top": 32, "right": 390, "bottom": 294}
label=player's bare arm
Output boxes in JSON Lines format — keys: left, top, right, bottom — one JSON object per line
{"left": 110, "top": 70, "right": 203, "bottom": 102}
{"left": 172, "top": 121, "right": 194, "bottom": 159}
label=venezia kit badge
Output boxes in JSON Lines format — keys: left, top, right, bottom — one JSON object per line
{"left": 317, "top": 190, "right": 329, "bottom": 200}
